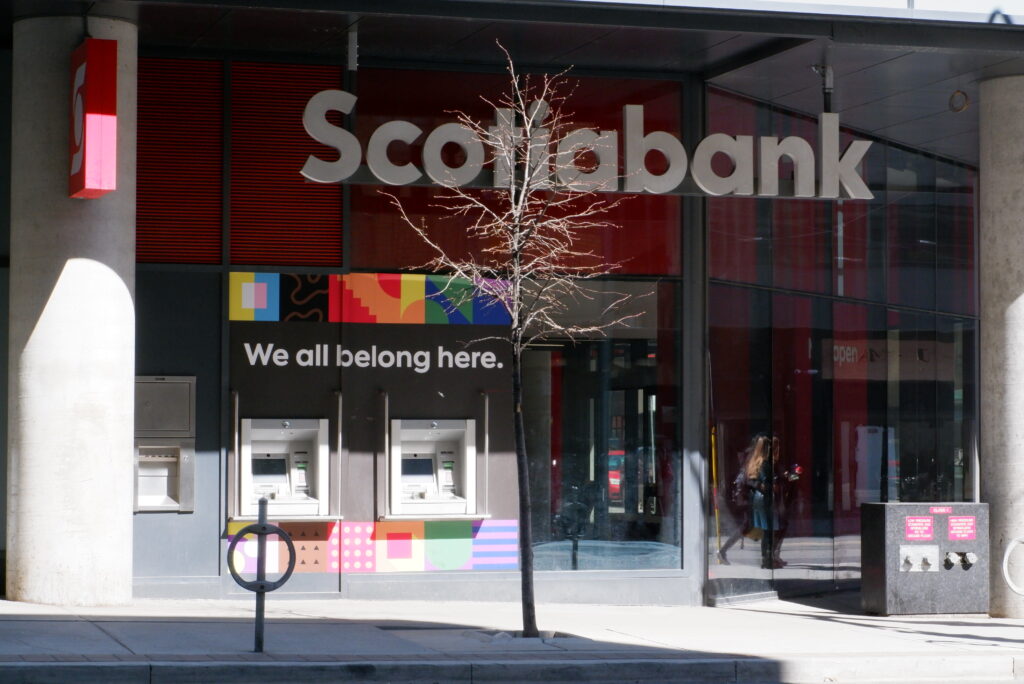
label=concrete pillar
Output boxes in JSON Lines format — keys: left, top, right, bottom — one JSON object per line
{"left": 980, "top": 76, "right": 1024, "bottom": 618}
{"left": 6, "top": 15, "right": 137, "bottom": 605}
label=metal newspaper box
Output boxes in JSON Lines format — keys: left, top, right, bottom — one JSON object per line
{"left": 861, "top": 502, "right": 988, "bottom": 615}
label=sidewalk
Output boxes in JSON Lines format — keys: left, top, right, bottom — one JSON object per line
{"left": 0, "top": 591, "right": 1022, "bottom": 683}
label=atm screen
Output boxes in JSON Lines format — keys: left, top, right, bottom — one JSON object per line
{"left": 402, "top": 458, "right": 434, "bottom": 477}
{"left": 253, "top": 457, "right": 287, "bottom": 477}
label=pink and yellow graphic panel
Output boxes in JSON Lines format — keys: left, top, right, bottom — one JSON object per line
{"left": 342, "top": 519, "right": 518, "bottom": 573}
{"left": 230, "top": 520, "right": 518, "bottom": 575}
{"left": 227, "top": 520, "right": 340, "bottom": 574}
{"left": 373, "top": 520, "right": 426, "bottom": 572}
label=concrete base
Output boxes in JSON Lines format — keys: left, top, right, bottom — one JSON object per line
{"left": 341, "top": 570, "right": 701, "bottom": 605}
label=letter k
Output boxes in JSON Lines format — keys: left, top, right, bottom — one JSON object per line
{"left": 819, "top": 113, "right": 873, "bottom": 200}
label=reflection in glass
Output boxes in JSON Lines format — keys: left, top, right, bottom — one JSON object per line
{"left": 708, "top": 287, "right": 978, "bottom": 601}
{"left": 706, "top": 89, "right": 978, "bottom": 604}
{"left": 887, "top": 148, "right": 937, "bottom": 310}
{"left": 708, "top": 285, "right": 773, "bottom": 596}
{"left": 523, "top": 282, "right": 681, "bottom": 571}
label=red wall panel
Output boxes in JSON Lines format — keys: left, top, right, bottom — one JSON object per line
{"left": 350, "top": 68, "right": 681, "bottom": 275}
{"left": 230, "top": 62, "right": 343, "bottom": 266}
{"left": 137, "top": 58, "right": 223, "bottom": 263}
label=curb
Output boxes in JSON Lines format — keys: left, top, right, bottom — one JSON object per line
{"left": 0, "top": 654, "right": 1020, "bottom": 684}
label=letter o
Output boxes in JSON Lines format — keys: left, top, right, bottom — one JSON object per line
{"left": 423, "top": 123, "right": 484, "bottom": 187}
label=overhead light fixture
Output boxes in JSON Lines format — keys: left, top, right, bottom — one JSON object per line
{"left": 949, "top": 90, "right": 969, "bottom": 113}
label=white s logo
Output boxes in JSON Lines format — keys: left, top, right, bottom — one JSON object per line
{"left": 70, "top": 63, "right": 86, "bottom": 175}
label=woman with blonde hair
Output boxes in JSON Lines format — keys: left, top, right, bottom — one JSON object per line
{"left": 717, "top": 433, "right": 771, "bottom": 565}
{"left": 749, "top": 434, "right": 783, "bottom": 569}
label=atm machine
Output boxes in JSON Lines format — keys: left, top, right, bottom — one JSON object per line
{"left": 134, "top": 376, "right": 196, "bottom": 513}
{"left": 390, "top": 419, "right": 476, "bottom": 516}
{"left": 239, "top": 418, "right": 329, "bottom": 517}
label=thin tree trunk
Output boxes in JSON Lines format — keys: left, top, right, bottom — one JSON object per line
{"left": 512, "top": 347, "right": 538, "bottom": 637}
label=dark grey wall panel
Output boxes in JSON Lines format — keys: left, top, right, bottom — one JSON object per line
{"left": 229, "top": 322, "right": 516, "bottom": 522}
{"left": 134, "top": 270, "right": 222, "bottom": 579}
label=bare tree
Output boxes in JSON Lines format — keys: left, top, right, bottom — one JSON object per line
{"left": 386, "top": 45, "right": 638, "bottom": 638}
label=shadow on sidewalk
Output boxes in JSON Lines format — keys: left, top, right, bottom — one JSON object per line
{"left": 738, "top": 589, "right": 1024, "bottom": 649}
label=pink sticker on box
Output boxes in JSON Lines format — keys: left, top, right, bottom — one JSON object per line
{"left": 930, "top": 506, "right": 952, "bottom": 514}
{"left": 948, "top": 516, "right": 976, "bottom": 541}
{"left": 905, "top": 516, "right": 934, "bottom": 541}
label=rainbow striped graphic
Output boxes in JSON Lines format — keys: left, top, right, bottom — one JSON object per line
{"left": 470, "top": 520, "right": 519, "bottom": 570}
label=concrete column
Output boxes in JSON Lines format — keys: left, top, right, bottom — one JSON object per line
{"left": 980, "top": 76, "right": 1024, "bottom": 618}
{"left": 6, "top": 16, "right": 136, "bottom": 605}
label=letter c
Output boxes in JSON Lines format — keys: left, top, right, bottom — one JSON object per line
{"left": 367, "top": 120, "right": 423, "bottom": 185}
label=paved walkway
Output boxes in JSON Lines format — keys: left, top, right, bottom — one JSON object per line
{"left": 0, "top": 591, "right": 1022, "bottom": 682}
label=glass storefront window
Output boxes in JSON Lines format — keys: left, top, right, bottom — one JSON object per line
{"left": 708, "top": 89, "right": 768, "bottom": 285}
{"left": 834, "top": 129, "right": 887, "bottom": 302}
{"left": 887, "top": 147, "right": 937, "bottom": 310}
{"left": 708, "top": 284, "right": 978, "bottom": 600}
{"left": 771, "top": 110, "right": 832, "bottom": 295}
{"left": 708, "top": 284, "right": 772, "bottom": 593}
{"left": 524, "top": 281, "right": 681, "bottom": 571}
{"left": 708, "top": 103, "right": 978, "bottom": 600}
{"left": 831, "top": 302, "right": 887, "bottom": 580}
{"left": 936, "top": 162, "right": 977, "bottom": 316}
{"left": 773, "top": 200, "right": 831, "bottom": 294}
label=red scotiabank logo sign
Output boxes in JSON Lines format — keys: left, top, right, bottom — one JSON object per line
{"left": 69, "top": 38, "right": 117, "bottom": 199}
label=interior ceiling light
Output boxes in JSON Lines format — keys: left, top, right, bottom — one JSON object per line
{"left": 949, "top": 90, "right": 970, "bottom": 113}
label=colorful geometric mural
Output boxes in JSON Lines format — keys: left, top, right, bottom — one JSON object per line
{"left": 327, "top": 522, "right": 342, "bottom": 572}
{"left": 226, "top": 520, "right": 282, "bottom": 573}
{"left": 279, "top": 274, "right": 331, "bottom": 322}
{"left": 424, "top": 520, "right": 474, "bottom": 570}
{"left": 331, "top": 273, "right": 427, "bottom": 324}
{"left": 373, "top": 520, "right": 426, "bottom": 572}
{"left": 285, "top": 522, "right": 334, "bottom": 573}
{"left": 469, "top": 520, "right": 520, "bottom": 570}
{"left": 340, "top": 522, "right": 376, "bottom": 573}
{"left": 229, "top": 271, "right": 510, "bottom": 325}
{"left": 425, "top": 276, "right": 472, "bottom": 325}
{"left": 228, "top": 520, "right": 518, "bottom": 575}
{"left": 229, "top": 272, "right": 280, "bottom": 321}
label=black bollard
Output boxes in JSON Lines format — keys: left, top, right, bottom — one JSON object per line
{"left": 226, "top": 497, "right": 297, "bottom": 652}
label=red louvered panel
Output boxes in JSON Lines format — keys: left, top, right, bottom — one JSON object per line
{"left": 137, "top": 58, "right": 223, "bottom": 263}
{"left": 230, "top": 62, "right": 343, "bottom": 266}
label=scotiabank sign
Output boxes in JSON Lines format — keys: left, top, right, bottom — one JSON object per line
{"left": 300, "top": 89, "right": 873, "bottom": 200}
{"left": 69, "top": 38, "right": 117, "bottom": 199}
